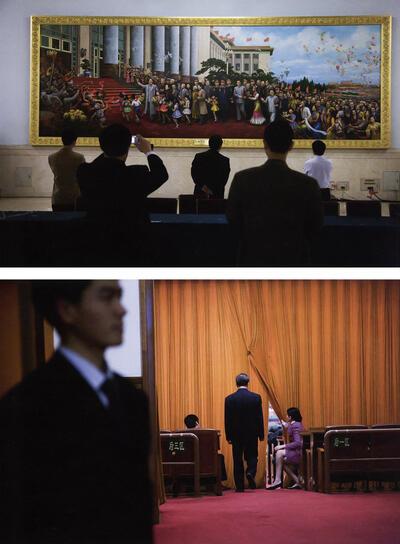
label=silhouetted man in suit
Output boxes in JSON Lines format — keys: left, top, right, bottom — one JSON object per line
{"left": 0, "top": 281, "right": 153, "bottom": 544}
{"left": 191, "top": 135, "right": 230, "bottom": 199}
{"left": 77, "top": 124, "right": 168, "bottom": 223}
{"left": 224, "top": 373, "right": 264, "bottom": 492}
{"left": 227, "top": 119, "right": 323, "bottom": 266}
{"left": 77, "top": 124, "right": 168, "bottom": 265}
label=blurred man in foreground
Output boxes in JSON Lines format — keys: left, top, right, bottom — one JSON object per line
{"left": 0, "top": 280, "right": 153, "bottom": 543}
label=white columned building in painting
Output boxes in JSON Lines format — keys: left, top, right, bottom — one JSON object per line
{"left": 41, "top": 24, "right": 273, "bottom": 79}
{"left": 98, "top": 24, "right": 272, "bottom": 79}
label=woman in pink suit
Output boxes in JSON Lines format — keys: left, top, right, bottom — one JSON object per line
{"left": 266, "top": 407, "right": 304, "bottom": 490}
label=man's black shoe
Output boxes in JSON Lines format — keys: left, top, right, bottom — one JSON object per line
{"left": 235, "top": 488, "right": 245, "bottom": 493}
{"left": 246, "top": 473, "right": 256, "bottom": 489}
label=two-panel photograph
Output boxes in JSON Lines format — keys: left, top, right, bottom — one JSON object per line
{"left": 0, "top": 3, "right": 399, "bottom": 544}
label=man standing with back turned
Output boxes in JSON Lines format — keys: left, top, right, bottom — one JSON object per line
{"left": 191, "top": 135, "right": 230, "bottom": 199}
{"left": 48, "top": 128, "right": 85, "bottom": 211}
{"left": 0, "top": 280, "right": 153, "bottom": 544}
{"left": 227, "top": 119, "right": 323, "bottom": 266}
{"left": 225, "top": 373, "right": 264, "bottom": 492}
{"left": 304, "top": 139, "right": 333, "bottom": 201}
{"left": 77, "top": 124, "right": 168, "bottom": 265}
{"left": 77, "top": 124, "right": 168, "bottom": 223}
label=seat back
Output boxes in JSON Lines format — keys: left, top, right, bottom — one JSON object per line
{"left": 161, "top": 432, "right": 198, "bottom": 462}
{"left": 324, "top": 429, "right": 371, "bottom": 485}
{"left": 146, "top": 197, "right": 177, "bottom": 214}
{"left": 197, "top": 199, "right": 227, "bottom": 214}
{"left": 389, "top": 203, "right": 400, "bottom": 218}
{"left": 324, "top": 428, "right": 400, "bottom": 489}
{"left": 346, "top": 201, "right": 381, "bottom": 217}
{"left": 172, "top": 429, "right": 220, "bottom": 476}
{"left": 178, "top": 194, "right": 197, "bottom": 214}
{"left": 368, "top": 429, "right": 400, "bottom": 481}
{"left": 325, "top": 425, "right": 368, "bottom": 431}
{"left": 369, "top": 429, "right": 400, "bottom": 458}
{"left": 371, "top": 423, "right": 400, "bottom": 429}
{"left": 322, "top": 201, "right": 339, "bottom": 216}
{"left": 160, "top": 432, "right": 201, "bottom": 496}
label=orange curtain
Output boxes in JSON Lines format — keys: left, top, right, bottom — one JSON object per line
{"left": 251, "top": 281, "right": 400, "bottom": 427}
{"left": 154, "top": 281, "right": 268, "bottom": 488}
{"left": 154, "top": 280, "right": 400, "bottom": 488}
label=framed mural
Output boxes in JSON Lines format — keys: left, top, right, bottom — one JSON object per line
{"left": 30, "top": 16, "right": 391, "bottom": 148}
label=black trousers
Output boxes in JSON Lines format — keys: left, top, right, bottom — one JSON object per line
{"left": 219, "top": 453, "right": 228, "bottom": 481}
{"left": 231, "top": 437, "right": 259, "bottom": 490}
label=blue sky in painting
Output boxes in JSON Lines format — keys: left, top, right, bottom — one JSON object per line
{"left": 212, "top": 25, "right": 381, "bottom": 84}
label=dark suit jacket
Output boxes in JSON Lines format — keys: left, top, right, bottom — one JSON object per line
{"left": 77, "top": 153, "right": 168, "bottom": 223}
{"left": 224, "top": 388, "right": 264, "bottom": 444}
{"left": 191, "top": 149, "right": 230, "bottom": 199}
{"left": 227, "top": 159, "right": 323, "bottom": 266}
{"left": 0, "top": 351, "right": 152, "bottom": 544}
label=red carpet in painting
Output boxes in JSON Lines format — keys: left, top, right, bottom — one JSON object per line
{"left": 154, "top": 489, "right": 400, "bottom": 544}
{"left": 73, "top": 77, "right": 267, "bottom": 139}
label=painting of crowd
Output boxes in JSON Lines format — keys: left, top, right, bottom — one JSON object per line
{"left": 129, "top": 67, "right": 381, "bottom": 140}
{"left": 39, "top": 53, "right": 381, "bottom": 141}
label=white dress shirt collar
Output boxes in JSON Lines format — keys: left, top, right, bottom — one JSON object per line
{"left": 59, "top": 345, "right": 114, "bottom": 406}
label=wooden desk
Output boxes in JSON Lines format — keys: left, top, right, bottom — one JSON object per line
{"left": 161, "top": 429, "right": 222, "bottom": 496}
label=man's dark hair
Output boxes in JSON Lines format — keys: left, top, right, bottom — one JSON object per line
{"left": 263, "top": 119, "right": 294, "bottom": 153}
{"left": 61, "top": 128, "right": 78, "bottom": 146}
{"left": 312, "top": 140, "right": 326, "bottom": 156}
{"left": 99, "top": 124, "right": 132, "bottom": 157}
{"left": 287, "top": 406, "right": 303, "bottom": 422}
{"left": 236, "top": 373, "right": 250, "bottom": 387}
{"left": 209, "top": 134, "right": 223, "bottom": 151}
{"left": 184, "top": 414, "right": 199, "bottom": 429}
{"left": 31, "top": 281, "right": 92, "bottom": 330}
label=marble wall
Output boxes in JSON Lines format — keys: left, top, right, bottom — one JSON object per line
{"left": 0, "top": 145, "right": 399, "bottom": 201}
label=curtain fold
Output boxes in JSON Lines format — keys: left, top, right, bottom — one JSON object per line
{"left": 154, "top": 280, "right": 400, "bottom": 489}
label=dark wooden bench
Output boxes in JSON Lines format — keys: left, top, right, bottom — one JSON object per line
{"left": 302, "top": 426, "right": 367, "bottom": 491}
{"left": 323, "top": 428, "right": 400, "bottom": 492}
{"left": 161, "top": 432, "right": 200, "bottom": 496}
{"left": 161, "top": 429, "right": 222, "bottom": 496}
{"left": 317, "top": 426, "right": 368, "bottom": 492}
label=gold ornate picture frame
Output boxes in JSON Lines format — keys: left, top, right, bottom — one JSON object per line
{"left": 30, "top": 15, "right": 391, "bottom": 148}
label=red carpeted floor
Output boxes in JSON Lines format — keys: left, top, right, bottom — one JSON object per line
{"left": 154, "top": 489, "right": 400, "bottom": 544}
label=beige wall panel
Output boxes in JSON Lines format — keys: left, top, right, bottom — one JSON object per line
{"left": 0, "top": 146, "right": 399, "bottom": 202}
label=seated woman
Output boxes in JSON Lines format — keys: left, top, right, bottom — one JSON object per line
{"left": 266, "top": 406, "right": 304, "bottom": 490}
